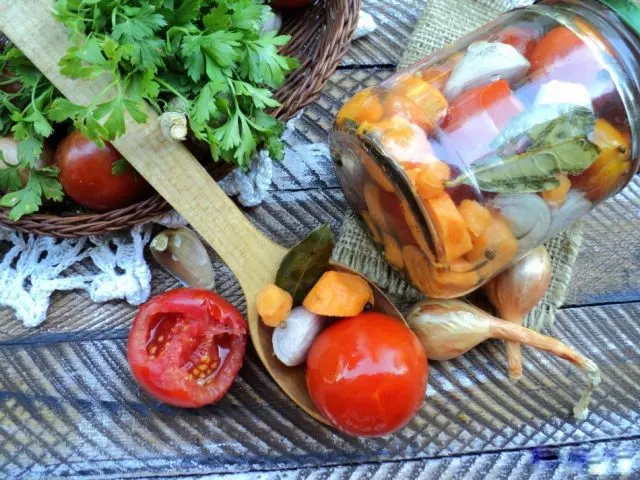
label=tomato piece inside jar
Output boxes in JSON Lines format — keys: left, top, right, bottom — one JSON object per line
{"left": 127, "top": 288, "right": 247, "bottom": 407}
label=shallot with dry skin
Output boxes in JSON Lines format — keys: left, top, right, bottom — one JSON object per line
{"left": 484, "top": 245, "right": 552, "bottom": 381}
{"left": 407, "top": 299, "right": 600, "bottom": 419}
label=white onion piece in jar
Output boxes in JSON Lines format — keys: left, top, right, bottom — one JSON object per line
{"left": 272, "top": 307, "right": 327, "bottom": 367}
{"left": 533, "top": 80, "right": 593, "bottom": 110}
{"left": 444, "top": 42, "right": 530, "bottom": 100}
{"left": 548, "top": 190, "right": 592, "bottom": 238}
{"left": 492, "top": 193, "right": 551, "bottom": 253}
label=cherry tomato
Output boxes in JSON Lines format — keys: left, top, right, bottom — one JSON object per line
{"left": 128, "top": 288, "right": 248, "bottom": 408}
{"left": 306, "top": 312, "right": 428, "bottom": 437}
{"left": 55, "top": 131, "right": 153, "bottom": 212}
{"left": 528, "top": 27, "right": 603, "bottom": 83}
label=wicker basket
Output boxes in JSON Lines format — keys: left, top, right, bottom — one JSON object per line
{"left": 0, "top": 0, "right": 360, "bottom": 238}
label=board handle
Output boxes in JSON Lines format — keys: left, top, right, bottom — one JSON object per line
{"left": 0, "top": 0, "right": 287, "bottom": 294}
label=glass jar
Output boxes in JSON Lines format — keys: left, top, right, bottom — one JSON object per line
{"left": 330, "top": 0, "right": 640, "bottom": 298}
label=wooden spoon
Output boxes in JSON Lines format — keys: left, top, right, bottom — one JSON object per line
{"left": 0, "top": 1, "right": 405, "bottom": 425}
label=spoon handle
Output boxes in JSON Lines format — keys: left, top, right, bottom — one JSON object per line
{"left": 0, "top": 0, "right": 287, "bottom": 293}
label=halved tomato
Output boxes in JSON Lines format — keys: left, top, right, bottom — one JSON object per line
{"left": 127, "top": 288, "right": 247, "bottom": 407}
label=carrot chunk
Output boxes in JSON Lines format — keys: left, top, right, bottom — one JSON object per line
{"left": 458, "top": 199, "right": 491, "bottom": 238}
{"left": 541, "top": 174, "right": 571, "bottom": 207}
{"left": 257, "top": 284, "right": 293, "bottom": 327}
{"left": 423, "top": 193, "right": 473, "bottom": 261}
{"left": 303, "top": 271, "right": 374, "bottom": 317}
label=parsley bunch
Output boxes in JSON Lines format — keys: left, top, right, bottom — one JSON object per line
{"left": 51, "top": 0, "right": 298, "bottom": 166}
{"left": 0, "top": 0, "right": 297, "bottom": 220}
{"left": 0, "top": 47, "right": 65, "bottom": 220}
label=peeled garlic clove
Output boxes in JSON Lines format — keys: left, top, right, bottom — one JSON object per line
{"left": 533, "top": 80, "right": 593, "bottom": 110}
{"left": 272, "top": 307, "right": 326, "bottom": 367}
{"left": 492, "top": 193, "right": 551, "bottom": 253}
{"left": 547, "top": 190, "right": 592, "bottom": 238}
{"left": 150, "top": 227, "right": 216, "bottom": 290}
{"left": 0, "top": 137, "right": 19, "bottom": 167}
{"left": 444, "top": 42, "right": 530, "bottom": 100}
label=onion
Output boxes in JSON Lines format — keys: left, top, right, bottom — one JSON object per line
{"left": 484, "top": 246, "right": 552, "bottom": 381}
{"left": 492, "top": 193, "right": 551, "bottom": 253}
{"left": 407, "top": 299, "right": 600, "bottom": 419}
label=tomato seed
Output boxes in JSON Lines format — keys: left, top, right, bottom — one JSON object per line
{"left": 198, "top": 372, "right": 206, "bottom": 379}
{"left": 206, "top": 368, "right": 214, "bottom": 375}
{"left": 191, "top": 368, "right": 199, "bottom": 376}
{"left": 148, "top": 345, "right": 157, "bottom": 355}
{"left": 197, "top": 364, "right": 208, "bottom": 371}
{"left": 157, "top": 335, "right": 165, "bottom": 342}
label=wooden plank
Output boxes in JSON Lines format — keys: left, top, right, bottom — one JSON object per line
{"left": 340, "top": 0, "right": 424, "bottom": 66}
{"left": 1, "top": 302, "right": 639, "bottom": 478}
{"left": 178, "top": 437, "right": 640, "bottom": 479}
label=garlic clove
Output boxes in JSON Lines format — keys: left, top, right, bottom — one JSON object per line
{"left": 444, "top": 42, "right": 530, "bottom": 100}
{"left": 547, "top": 190, "right": 592, "bottom": 238}
{"left": 272, "top": 307, "right": 326, "bottom": 367}
{"left": 533, "top": 80, "right": 593, "bottom": 110}
{"left": 150, "top": 227, "right": 216, "bottom": 290}
{"left": 492, "top": 193, "right": 551, "bottom": 253}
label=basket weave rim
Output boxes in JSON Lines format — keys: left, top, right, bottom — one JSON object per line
{"left": 0, "top": 0, "right": 360, "bottom": 238}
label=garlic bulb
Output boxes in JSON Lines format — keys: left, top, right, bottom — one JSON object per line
{"left": 159, "top": 111, "right": 188, "bottom": 142}
{"left": 407, "top": 299, "right": 601, "bottom": 419}
{"left": 547, "top": 190, "right": 592, "bottom": 238}
{"left": 533, "top": 80, "right": 593, "bottom": 110}
{"left": 150, "top": 227, "right": 216, "bottom": 290}
{"left": 272, "top": 307, "right": 326, "bottom": 367}
{"left": 492, "top": 193, "right": 551, "bottom": 253}
{"left": 444, "top": 42, "right": 530, "bottom": 100}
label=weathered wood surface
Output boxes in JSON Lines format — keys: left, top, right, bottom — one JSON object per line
{"left": 1, "top": 1, "right": 640, "bottom": 478}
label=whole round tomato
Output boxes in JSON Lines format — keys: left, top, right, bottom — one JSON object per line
{"left": 55, "top": 131, "right": 153, "bottom": 212}
{"left": 128, "top": 288, "right": 248, "bottom": 408}
{"left": 306, "top": 312, "right": 428, "bottom": 437}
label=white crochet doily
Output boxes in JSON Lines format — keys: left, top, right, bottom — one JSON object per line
{"left": 0, "top": 111, "right": 332, "bottom": 328}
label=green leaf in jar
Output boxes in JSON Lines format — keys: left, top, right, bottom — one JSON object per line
{"left": 275, "top": 224, "right": 334, "bottom": 305}
{"left": 447, "top": 106, "right": 600, "bottom": 193}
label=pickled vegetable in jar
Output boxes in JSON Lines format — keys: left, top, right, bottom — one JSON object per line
{"left": 330, "top": 0, "right": 640, "bottom": 298}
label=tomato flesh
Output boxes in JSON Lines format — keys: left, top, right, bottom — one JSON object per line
{"left": 56, "top": 131, "right": 153, "bottom": 212}
{"left": 306, "top": 312, "right": 428, "bottom": 437}
{"left": 127, "top": 288, "right": 247, "bottom": 407}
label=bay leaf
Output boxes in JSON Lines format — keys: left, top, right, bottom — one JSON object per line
{"left": 447, "top": 106, "right": 600, "bottom": 193}
{"left": 275, "top": 224, "right": 334, "bottom": 305}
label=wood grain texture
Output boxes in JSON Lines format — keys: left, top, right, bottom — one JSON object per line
{"left": 340, "top": 0, "right": 425, "bottom": 66}
{"left": 1, "top": 302, "right": 639, "bottom": 478}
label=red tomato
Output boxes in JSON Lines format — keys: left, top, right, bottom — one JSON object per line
{"left": 0, "top": 67, "right": 22, "bottom": 94}
{"left": 528, "top": 27, "right": 603, "bottom": 83}
{"left": 306, "top": 312, "right": 428, "bottom": 437}
{"left": 128, "top": 288, "right": 248, "bottom": 408}
{"left": 443, "top": 80, "right": 524, "bottom": 165}
{"left": 55, "top": 131, "right": 153, "bottom": 212}
{"left": 491, "top": 26, "right": 540, "bottom": 58}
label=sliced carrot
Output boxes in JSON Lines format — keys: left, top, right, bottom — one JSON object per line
{"left": 383, "top": 94, "right": 435, "bottom": 132}
{"left": 404, "top": 168, "right": 420, "bottom": 186}
{"left": 257, "top": 283, "right": 293, "bottom": 327}
{"left": 391, "top": 76, "right": 449, "bottom": 127}
{"left": 303, "top": 271, "right": 374, "bottom": 317}
{"left": 399, "top": 197, "right": 435, "bottom": 259}
{"left": 402, "top": 244, "right": 434, "bottom": 294}
{"left": 458, "top": 199, "right": 491, "bottom": 238}
{"left": 361, "top": 210, "right": 383, "bottom": 244}
{"left": 380, "top": 116, "right": 432, "bottom": 165}
{"left": 415, "top": 167, "right": 445, "bottom": 199}
{"left": 465, "top": 213, "right": 518, "bottom": 279}
{"left": 336, "top": 88, "right": 384, "bottom": 126}
{"left": 432, "top": 258, "right": 479, "bottom": 296}
{"left": 430, "top": 161, "right": 451, "bottom": 181}
{"left": 363, "top": 182, "right": 388, "bottom": 232}
{"left": 422, "top": 193, "right": 473, "bottom": 261}
{"left": 541, "top": 174, "right": 571, "bottom": 207}
{"left": 363, "top": 154, "right": 394, "bottom": 192}
{"left": 383, "top": 232, "right": 404, "bottom": 270}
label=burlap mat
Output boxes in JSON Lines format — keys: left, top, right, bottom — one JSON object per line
{"left": 333, "top": 0, "right": 584, "bottom": 331}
